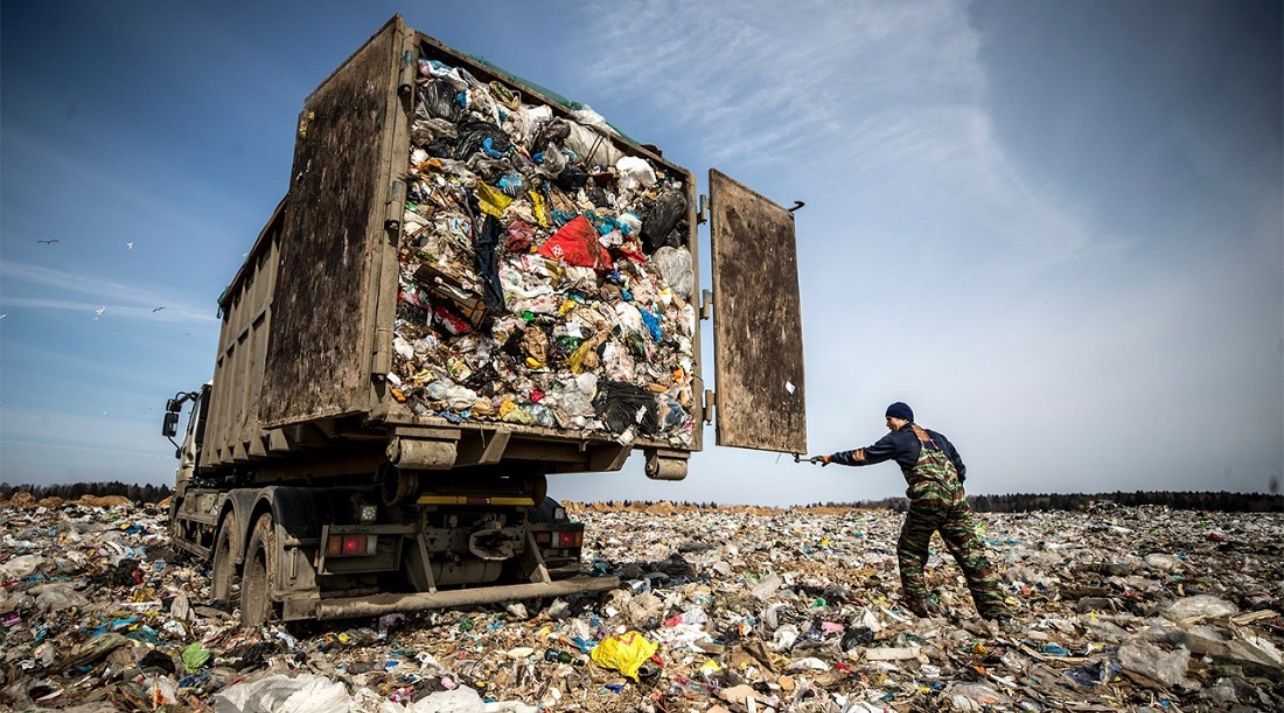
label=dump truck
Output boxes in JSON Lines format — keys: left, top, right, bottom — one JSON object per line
{"left": 162, "top": 15, "right": 807, "bottom": 625}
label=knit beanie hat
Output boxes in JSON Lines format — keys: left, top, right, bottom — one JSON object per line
{"left": 885, "top": 402, "right": 914, "bottom": 422}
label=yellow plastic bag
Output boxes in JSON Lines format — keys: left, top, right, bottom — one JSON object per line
{"left": 529, "top": 190, "right": 549, "bottom": 228}
{"left": 590, "top": 631, "right": 658, "bottom": 681}
{"left": 498, "top": 398, "right": 516, "bottom": 419}
{"left": 476, "top": 183, "right": 513, "bottom": 219}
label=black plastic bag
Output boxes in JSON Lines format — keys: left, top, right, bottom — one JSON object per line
{"left": 463, "top": 363, "right": 501, "bottom": 396}
{"left": 424, "top": 137, "right": 457, "bottom": 159}
{"left": 474, "top": 215, "right": 506, "bottom": 314}
{"left": 555, "top": 168, "right": 589, "bottom": 191}
{"left": 593, "top": 381, "right": 659, "bottom": 436}
{"left": 533, "top": 119, "right": 571, "bottom": 153}
{"left": 455, "top": 121, "right": 511, "bottom": 161}
{"left": 419, "top": 79, "right": 462, "bottom": 121}
{"left": 641, "top": 189, "right": 687, "bottom": 253}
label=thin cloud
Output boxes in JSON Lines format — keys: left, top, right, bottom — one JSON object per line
{"left": 574, "top": 0, "right": 983, "bottom": 162}
{"left": 566, "top": 0, "right": 1095, "bottom": 269}
{"left": 0, "top": 261, "right": 218, "bottom": 324}
{"left": 0, "top": 297, "right": 215, "bottom": 324}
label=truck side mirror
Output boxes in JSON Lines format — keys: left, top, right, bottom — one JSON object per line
{"left": 166, "top": 398, "right": 181, "bottom": 413}
{"left": 162, "top": 412, "right": 180, "bottom": 438}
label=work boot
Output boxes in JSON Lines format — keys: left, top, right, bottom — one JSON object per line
{"left": 962, "top": 614, "right": 1018, "bottom": 638}
{"left": 961, "top": 616, "right": 993, "bottom": 638}
{"left": 902, "top": 596, "right": 943, "bottom": 619}
{"left": 985, "top": 614, "right": 1022, "bottom": 636}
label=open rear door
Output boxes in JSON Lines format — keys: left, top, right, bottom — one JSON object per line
{"left": 707, "top": 169, "right": 807, "bottom": 454}
{"left": 262, "top": 16, "right": 409, "bottom": 428}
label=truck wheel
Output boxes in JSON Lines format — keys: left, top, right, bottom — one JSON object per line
{"left": 168, "top": 497, "right": 182, "bottom": 541}
{"left": 528, "top": 497, "right": 562, "bottom": 524}
{"left": 211, "top": 513, "right": 239, "bottom": 604}
{"left": 240, "top": 513, "right": 278, "bottom": 628}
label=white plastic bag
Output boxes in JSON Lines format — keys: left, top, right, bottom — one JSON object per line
{"left": 615, "top": 156, "right": 657, "bottom": 192}
{"left": 399, "top": 687, "right": 486, "bottom": 713}
{"left": 214, "top": 674, "right": 352, "bottom": 713}
{"left": 653, "top": 247, "right": 693, "bottom": 299}
{"left": 1162, "top": 594, "right": 1238, "bottom": 623}
{"left": 1117, "top": 638, "right": 1190, "bottom": 688}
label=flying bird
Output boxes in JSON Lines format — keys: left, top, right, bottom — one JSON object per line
{"left": 94, "top": 306, "right": 106, "bottom": 319}
{"left": 152, "top": 306, "right": 166, "bottom": 313}
{"left": 126, "top": 241, "right": 134, "bottom": 250}
{"left": 36, "top": 240, "right": 59, "bottom": 245}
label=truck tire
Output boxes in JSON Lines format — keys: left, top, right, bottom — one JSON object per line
{"left": 528, "top": 497, "right": 562, "bottom": 524}
{"left": 210, "top": 512, "right": 239, "bottom": 604}
{"left": 240, "top": 513, "right": 278, "bottom": 628}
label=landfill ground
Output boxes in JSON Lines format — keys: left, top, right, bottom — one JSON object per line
{"left": 1, "top": 497, "right": 1282, "bottom": 712}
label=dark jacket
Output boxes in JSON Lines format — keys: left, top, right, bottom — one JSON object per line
{"left": 830, "top": 423, "right": 966, "bottom": 482}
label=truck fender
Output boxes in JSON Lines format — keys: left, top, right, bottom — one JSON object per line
{"left": 223, "top": 489, "right": 263, "bottom": 566}
{"left": 241, "top": 486, "right": 340, "bottom": 547}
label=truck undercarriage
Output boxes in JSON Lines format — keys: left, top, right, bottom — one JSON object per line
{"left": 171, "top": 476, "right": 618, "bottom": 624}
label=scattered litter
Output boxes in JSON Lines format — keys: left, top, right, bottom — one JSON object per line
{"left": 0, "top": 496, "right": 1281, "bottom": 710}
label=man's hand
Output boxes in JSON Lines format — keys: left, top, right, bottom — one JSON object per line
{"left": 808, "top": 455, "right": 831, "bottom": 467}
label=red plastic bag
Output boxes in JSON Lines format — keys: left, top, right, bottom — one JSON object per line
{"left": 538, "top": 215, "right": 613, "bottom": 271}
{"left": 434, "top": 305, "right": 473, "bottom": 335}
{"left": 505, "top": 220, "right": 535, "bottom": 253}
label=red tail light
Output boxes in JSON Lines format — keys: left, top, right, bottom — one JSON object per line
{"left": 327, "top": 534, "right": 375, "bottom": 557}
{"left": 342, "top": 535, "right": 367, "bottom": 555}
{"left": 555, "top": 531, "right": 583, "bottom": 548}
{"left": 534, "top": 531, "right": 551, "bottom": 546}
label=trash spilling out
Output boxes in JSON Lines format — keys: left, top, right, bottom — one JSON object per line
{"left": 391, "top": 53, "right": 697, "bottom": 447}
{"left": 1, "top": 496, "right": 1282, "bottom": 711}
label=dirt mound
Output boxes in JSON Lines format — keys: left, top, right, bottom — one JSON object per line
{"left": 8, "top": 491, "right": 36, "bottom": 508}
{"left": 77, "top": 494, "right": 132, "bottom": 507}
{"left": 566, "top": 500, "right": 791, "bottom": 516}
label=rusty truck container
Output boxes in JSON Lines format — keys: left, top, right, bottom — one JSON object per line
{"left": 167, "top": 15, "right": 807, "bottom": 622}
{"left": 201, "top": 16, "right": 807, "bottom": 487}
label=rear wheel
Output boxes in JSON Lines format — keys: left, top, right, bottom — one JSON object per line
{"left": 240, "top": 513, "right": 278, "bottom": 628}
{"left": 210, "top": 512, "right": 239, "bottom": 603}
{"left": 526, "top": 497, "right": 581, "bottom": 582}
{"left": 528, "top": 496, "right": 562, "bottom": 524}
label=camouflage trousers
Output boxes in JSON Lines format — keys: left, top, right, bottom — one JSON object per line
{"left": 897, "top": 482, "right": 1007, "bottom": 619}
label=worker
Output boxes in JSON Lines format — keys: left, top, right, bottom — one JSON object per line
{"left": 810, "top": 402, "right": 1009, "bottom": 622}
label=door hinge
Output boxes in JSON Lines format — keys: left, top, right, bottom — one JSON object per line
{"left": 697, "top": 194, "right": 710, "bottom": 225}
{"left": 385, "top": 179, "right": 405, "bottom": 236}
{"left": 372, "top": 326, "right": 392, "bottom": 375}
{"left": 398, "top": 49, "right": 415, "bottom": 98}
{"left": 703, "top": 390, "right": 715, "bottom": 424}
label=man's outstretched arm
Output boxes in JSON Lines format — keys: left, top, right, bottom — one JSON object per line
{"left": 826, "top": 433, "right": 898, "bottom": 466}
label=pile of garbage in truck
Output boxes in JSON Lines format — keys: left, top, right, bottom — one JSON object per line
{"left": 388, "top": 54, "right": 697, "bottom": 447}
{"left": 1, "top": 494, "right": 1282, "bottom": 711}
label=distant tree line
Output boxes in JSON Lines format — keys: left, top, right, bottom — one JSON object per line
{"left": 0, "top": 481, "right": 172, "bottom": 504}
{"left": 586, "top": 492, "right": 1284, "bottom": 513}
{"left": 809, "top": 491, "right": 1284, "bottom": 513}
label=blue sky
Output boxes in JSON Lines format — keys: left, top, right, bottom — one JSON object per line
{"left": 2, "top": 1, "right": 1280, "bottom": 503}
